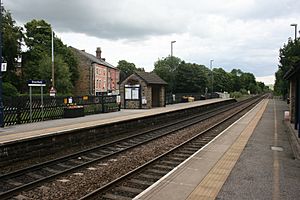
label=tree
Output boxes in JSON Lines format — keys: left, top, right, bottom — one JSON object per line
{"left": 274, "top": 68, "right": 288, "bottom": 96}
{"left": 274, "top": 38, "right": 300, "bottom": 97}
{"left": 153, "top": 56, "right": 181, "bottom": 93}
{"left": 240, "top": 72, "right": 257, "bottom": 94}
{"left": 212, "top": 68, "right": 233, "bottom": 92}
{"left": 230, "top": 69, "right": 243, "bottom": 92}
{"left": 22, "top": 19, "right": 78, "bottom": 94}
{"left": 117, "top": 60, "right": 137, "bottom": 82}
{"left": 175, "top": 62, "right": 208, "bottom": 93}
{"left": 256, "top": 81, "right": 266, "bottom": 94}
{"left": 1, "top": 9, "right": 23, "bottom": 91}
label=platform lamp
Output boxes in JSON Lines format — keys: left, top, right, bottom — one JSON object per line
{"left": 0, "top": 0, "right": 3, "bottom": 127}
{"left": 171, "top": 41, "right": 176, "bottom": 57}
{"left": 210, "top": 59, "right": 214, "bottom": 94}
{"left": 36, "top": 25, "right": 55, "bottom": 95}
{"left": 290, "top": 24, "right": 297, "bottom": 41}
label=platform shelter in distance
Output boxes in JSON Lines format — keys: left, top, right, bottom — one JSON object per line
{"left": 120, "top": 71, "right": 167, "bottom": 109}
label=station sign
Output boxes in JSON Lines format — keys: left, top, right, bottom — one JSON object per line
{"left": 1, "top": 63, "right": 7, "bottom": 72}
{"left": 28, "top": 80, "right": 46, "bottom": 87}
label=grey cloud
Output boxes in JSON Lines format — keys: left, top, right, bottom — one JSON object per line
{"left": 6, "top": 0, "right": 187, "bottom": 39}
{"left": 5, "top": 0, "right": 300, "bottom": 78}
{"left": 6, "top": 0, "right": 300, "bottom": 40}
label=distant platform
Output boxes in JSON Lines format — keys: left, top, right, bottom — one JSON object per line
{"left": 0, "top": 98, "right": 232, "bottom": 144}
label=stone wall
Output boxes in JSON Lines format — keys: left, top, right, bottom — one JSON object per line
{"left": 72, "top": 50, "right": 92, "bottom": 96}
{"left": 0, "top": 99, "right": 236, "bottom": 166}
{"left": 160, "top": 86, "right": 166, "bottom": 107}
{"left": 142, "top": 84, "right": 151, "bottom": 109}
{"left": 120, "top": 74, "right": 166, "bottom": 109}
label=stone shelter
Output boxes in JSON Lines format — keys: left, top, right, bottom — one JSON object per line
{"left": 120, "top": 71, "right": 167, "bottom": 109}
{"left": 284, "top": 62, "right": 300, "bottom": 137}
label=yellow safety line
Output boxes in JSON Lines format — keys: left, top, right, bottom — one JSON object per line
{"left": 186, "top": 99, "right": 269, "bottom": 200}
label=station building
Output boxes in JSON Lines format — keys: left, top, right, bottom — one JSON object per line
{"left": 120, "top": 71, "right": 167, "bottom": 109}
{"left": 284, "top": 61, "right": 300, "bottom": 137}
{"left": 70, "top": 47, "right": 120, "bottom": 96}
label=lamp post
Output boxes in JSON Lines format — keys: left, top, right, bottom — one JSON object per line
{"left": 0, "top": 0, "right": 3, "bottom": 127}
{"left": 36, "top": 26, "right": 55, "bottom": 95}
{"left": 171, "top": 41, "right": 176, "bottom": 57}
{"left": 210, "top": 59, "right": 214, "bottom": 94}
{"left": 51, "top": 30, "right": 54, "bottom": 89}
{"left": 290, "top": 23, "right": 297, "bottom": 40}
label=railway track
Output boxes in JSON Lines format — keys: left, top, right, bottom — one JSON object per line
{"left": 0, "top": 96, "right": 264, "bottom": 199}
{"left": 80, "top": 95, "right": 265, "bottom": 200}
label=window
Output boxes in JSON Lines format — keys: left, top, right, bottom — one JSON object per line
{"left": 125, "top": 85, "right": 140, "bottom": 100}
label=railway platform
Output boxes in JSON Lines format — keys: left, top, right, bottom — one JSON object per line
{"left": 135, "top": 98, "right": 300, "bottom": 200}
{"left": 0, "top": 98, "right": 230, "bottom": 144}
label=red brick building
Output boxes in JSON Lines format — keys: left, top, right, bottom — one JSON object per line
{"left": 70, "top": 47, "right": 120, "bottom": 96}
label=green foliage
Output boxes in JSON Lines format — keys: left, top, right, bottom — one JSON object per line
{"left": 37, "top": 55, "right": 73, "bottom": 94}
{"left": 153, "top": 57, "right": 264, "bottom": 95}
{"left": 153, "top": 56, "right": 181, "bottom": 92}
{"left": 239, "top": 88, "right": 248, "bottom": 95}
{"left": 230, "top": 91, "right": 243, "bottom": 99}
{"left": 22, "top": 19, "right": 78, "bottom": 94}
{"left": 274, "top": 68, "right": 288, "bottom": 96}
{"left": 230, "top": 69, "right": 243, "bottom": 92}
{"left": 3, "top": 82, "right": 19, "bottom": 97}
{"left": 1, "top": 9, "right": 23, "bottom": 90}
{"left": 175, "top": 62, "right": 208, "bottom": 93}
{"left": 274, "top": 38, "right": 300, "bottom": 97}
{"left": 213, "top": 68, "right": 233, "bottom": 92}
{"left": 117, "top": 60, "right": 137, "bottom": 82}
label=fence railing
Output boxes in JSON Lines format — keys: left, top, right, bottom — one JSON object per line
{"left": 3, "top": 95, "right": 120, "bottom": 126}
{"left": 166, "top": 92, "right": 220, "bottom": 104}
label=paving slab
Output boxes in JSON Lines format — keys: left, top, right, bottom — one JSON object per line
{"left": 135, "top": 98, "right": 268, "bottom": 200}
{"left": 216, "top": 99, "right": 300, "bottom": 200}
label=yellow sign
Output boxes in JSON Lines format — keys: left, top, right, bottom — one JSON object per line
{"left": 83, "top": 96, "right": 88, "bottom": 100}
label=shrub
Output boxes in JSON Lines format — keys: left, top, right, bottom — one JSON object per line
{"left": 230, "top": 91, "right": 242, "bottom": 99}
{"left": 3, "top": 82, "right": 19, "bottom": 97}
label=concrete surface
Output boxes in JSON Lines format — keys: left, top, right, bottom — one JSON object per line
{"left": 135, "top": 99, "right": 300, "bottom": 200}
{"left": 217, "top": 99, "right": 300, "bottom": 200}
{"left": 135, "top": 98, "right": 268, "bottom": 200}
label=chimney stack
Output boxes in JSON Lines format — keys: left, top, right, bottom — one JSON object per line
{"left": 96, "top": 47, "right": 102, "bottom": 59}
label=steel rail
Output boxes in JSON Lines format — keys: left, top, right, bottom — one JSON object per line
{"left": 0, "top": 96, "right": 261, "bottom": 199}
{"left": 79, "top": 96, "right": 265, "bottom": 199}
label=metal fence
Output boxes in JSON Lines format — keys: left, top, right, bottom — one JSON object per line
{"left": 3, "top": 95, "right": 120, "bottom": 126}
{"left": 166, "top": 92, "right": 220, "bottom": 104}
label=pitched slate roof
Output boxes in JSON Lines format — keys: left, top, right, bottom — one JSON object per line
{"left": 134, "top": 71, "right": 167, "bottom": 85}
{"left": 70, "top": 46, "right": 117, "bottom": 69}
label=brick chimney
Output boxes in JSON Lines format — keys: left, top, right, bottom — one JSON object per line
{"left": 96, "top": 47, "right": 102, "bottom": 59}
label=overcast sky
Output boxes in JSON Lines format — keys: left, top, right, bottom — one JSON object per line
{"left": 5, "top": 0, "right": 300, "bottom": 84}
